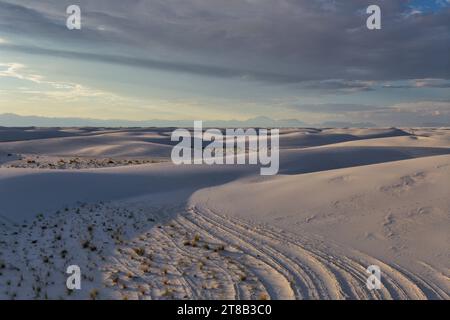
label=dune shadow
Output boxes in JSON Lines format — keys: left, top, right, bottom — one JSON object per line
{"left": 0, "top": 164, "right": 256, "bottom": 224}
{"left": 279, "top": 146, "right": 450, "bottom": 175}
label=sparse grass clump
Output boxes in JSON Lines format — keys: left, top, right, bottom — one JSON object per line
{"left": 140, "top": 265, "right": 150, "bottom": 273}
{"left": 138, "top": 285, "right": 146, "bottom": 295}
{"left": 161, "top": 288, "right": 171, "bottom": 297}
{"left": 214, "top": 244, "right": 225, "bottom": 252}
{"left": 89, "top": 289, "right": 99, "bottom": 300}
{"left": 81, "top": 240, "right": 90, "bottom": 249}
{"left": 133, "top": 247, "right": 145, "bottom": 256}
{"left": 259, "top": 293, "right": 269, "bottom": 300}
{"left": 111, "top": 274, "right": 119, "bottom": 285}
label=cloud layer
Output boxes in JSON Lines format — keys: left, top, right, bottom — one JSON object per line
{"left": 0, "top": 0, "right": 449, "bottom": 126}
{"left": 1, "top": 0, "right": 449, "bottom": 83}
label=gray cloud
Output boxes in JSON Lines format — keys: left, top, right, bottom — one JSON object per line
{"left": 383, "top": 79, "right": 450, "bottom": 89}
{"left": 298, "top": 79, "right": 376, "bottom": 93}
{"left": 1, "top": 43, "right": 311, "bottom": 83}
{"left": 0, "top": 0, "right": 449, "bottom": 84}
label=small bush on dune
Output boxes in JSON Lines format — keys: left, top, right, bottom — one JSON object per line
{"left": 133, "top": 247, "right": 145, "bottom": 256}
{"left": 259, "top": 293, "right": 269, "bottom": 300}
{"left": 81, "top": 240, "right": 90, "bottom": 249}
{"left": 111, "top": 274, "right": 119, "bottom": 285}
{"left": 60, "top": 249, "right": 68, "bottom": 259}
{"left": 161, "top": 288, "right": 171, "bottom": 297}
{"left": 89, "top": 289, "right": 99, "bottom": 300}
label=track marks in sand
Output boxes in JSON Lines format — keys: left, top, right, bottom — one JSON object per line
{"left": 0, "top": 202, "right": 446, "bottom": 299}
{"left": 186, "top": 206, "right": 374, "bottom": 300}
{"left": 180, "top": 205, "right": 446, "bottom": 300}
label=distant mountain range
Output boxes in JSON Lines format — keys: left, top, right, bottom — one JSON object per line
{"left": 0, "top": 113, "right": 306, "bottom": 128}
{"left": 0, "top": 113, "right": 377, "bottom": 128}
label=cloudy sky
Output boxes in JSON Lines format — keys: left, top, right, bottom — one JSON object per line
{"left": 0, "top": 0, "right": 449, "bottom": 126}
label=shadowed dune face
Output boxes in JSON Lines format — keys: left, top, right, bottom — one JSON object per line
{"left": 0, "top": 164, "right": 256, "bottom": 223}
{"left": 279, "top": 146, "right": 450, "bottom": 174}
{"left": 279, "top": 127, "right": 411, "bottom": 149}
{"left": 0, "top": 127, "right": 449, "bottom": 300}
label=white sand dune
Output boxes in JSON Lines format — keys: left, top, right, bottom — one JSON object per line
{"left": 190, "top": 155, "right": 450, "bottom": 299}
{"left": 0, "top": 127, "right": 448, "bottom": 300}
{"left": 0, "top": 129, "right": 174, "bottom": 158}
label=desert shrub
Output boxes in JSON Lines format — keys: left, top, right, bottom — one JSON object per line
{"left": 89, "top": 289, "right": 99, "bottom": 300}
{"left": 133, "top": 247, "right": 145, "bottom": 256}
{"left": 81, "top": 240, "right": 90, "bottom": 249}
{"left": 259, "top": 293, "right": 269, "bottom": 300}
{"left": 161, "top": 288, "right": 171, "bottom": 297}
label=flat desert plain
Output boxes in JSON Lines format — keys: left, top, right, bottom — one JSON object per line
{"left": 0, "top": 127, "right": 449, "bottom": 300}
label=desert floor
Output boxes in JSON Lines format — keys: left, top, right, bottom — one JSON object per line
{"left": 0, "top": 126, "right": 449, "bottom": 300}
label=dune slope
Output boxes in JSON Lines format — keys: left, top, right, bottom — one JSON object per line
{"left": 0, "top": 127, "right": 448, "bottom": 300}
